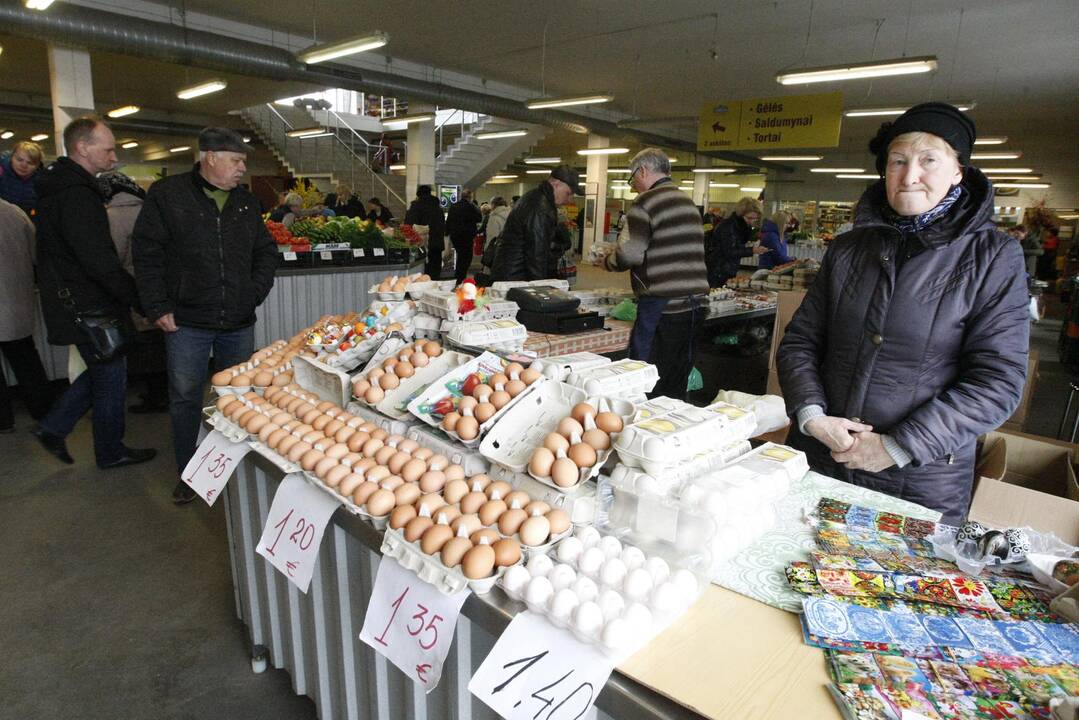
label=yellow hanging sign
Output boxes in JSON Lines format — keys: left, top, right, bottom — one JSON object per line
{"left": 697, "top": 91, "right": 844, "bottom": 151}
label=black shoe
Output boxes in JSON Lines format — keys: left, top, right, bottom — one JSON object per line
{"left": 97, "top": 447, "right": 157, "bottom": 469}
{"left": 31, "top": 426, "right": 75, "bottom": 464}
{"left": 129, "top": 400, "right": 169, "bottom": 414}
{"left": 172, "top": 481, "right": 198, "bottom": 505}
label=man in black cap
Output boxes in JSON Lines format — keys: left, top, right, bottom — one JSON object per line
{"left": 490, "top": 164, "right": 579, "bottom": 281}
{"left": 133, "top": 127, "right": 277, "bottom": 504}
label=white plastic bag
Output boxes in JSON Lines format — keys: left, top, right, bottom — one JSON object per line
{"left": 712, "top": 389, "right": 788, "bottom": 436}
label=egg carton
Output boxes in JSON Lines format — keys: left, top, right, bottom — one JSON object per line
{"left": 413, "top": 312, "right": 443, "bottom": 339}
{"left": 614, "top": 402, "right": 757, "bottom": 476}
{"left": 479, "top": 380, "right": 587, "bottom": 474}
{"left": 381, "top": 526, "right": 514, "bottom": 595}
{"left": 369, "top": 288, "right": 407, "bottom": 302}
{"left": 487, "top": 279, "right": 569, "bottom": 300}
{"left": 322, "top": 333, "right": 388, "bottom": 370}
{"left": 447, "top": 381, "right": 543, "bottom": 449}
{"left": 605, "top": 441, "right": 752, "bottom": 498}
{"left": 213, "top": 384, "right": 250, "bottom": 398}
{"left": 346, "top": 401, "right": 415, "bottom": 438}
{"left": 365, "top": 299, "right": 417, "bottom": 324}
{"left": 407, "top": 351, "right": 523, "bottom": 441}
{"left": 529, "top": 352, "right": 611, "bottom": 382}
{"left": 444, "top": 319, "right": 528, "bottom": 353}
{"left": 490, "top": 467, "right": 598, "bottom": 526}
{"left": 407, "top": 279, "right": 457, "bottom": 300}
{"left": 403, "top": 425, "right": 490, "bottom": 477}
{"left": 564, "top": 359, "right": 659, "bottom": 398}
{"left": 597, "top": 472, "right": 719, "bottom": 553}
{"left": 696, "top": 442, "right": 808, "bottom": 504}
{"left": 353, "top": 350, "right": 472, "bottom": 420}
{"left": 206, "top": 409, "right": 253, "bottom": 443}
{"left": 357, "top": 333, "right": 412, "bottom": 377}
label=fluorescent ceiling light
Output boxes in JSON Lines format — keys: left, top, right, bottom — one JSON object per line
{"left": 388, "top": 164, "right": 406, "bottom": 171}
{"left": 0, "top": 131, "right": 14, "bottom": 140}
{"left": 169, "top": 145, "right": 191, "bottom": 153}
{"left": 1058, "top": 214, "right": 1079, "bottom": 220}
{"left": 987, "top": 175, "right": 1042, "bottom": 181}
{"left": 475, "top": 130, "right": 528, "bottom": 140}
{"left": 177, "top": 80, "right": 227, "bottom": 100}
{"left": 836, "top": 174, "right": 881, "bottom": 180}
{"left": 811, "top": 168, "right": 864, "bottom": 173}
{"left": 972, "top": 152, "right": 1021, "bottom": 160}
{"left": 30, "top": 133, "right": 48, "bottom": 141}
{"left": 296, "top": 31, "right": 388, "bottom": 64}
{"left": 577, "top": 147, "right": 629, "bottom": 156}
{"left": 974, "top": 136, "right": 1007, "bottom": 145}
{"left": 526, "top": 94, "right": 613, "bottom": 110}
{"left": 381, "top": 113, "right": 435, "bottom": 128}
{"left": 844, "top": 102, "right": 973, "bottom": 117}
{"left": 107, "top": 105, "right": 140, "bottom": 118}
{"left": 692, "top": 168, "right": 736, "bottom": 173}
{"left": 710, "top": 183, "right": 739, "bottom": 188}
{"left": 981, "top": 168, "right": 1033, "bottom": 174}
{"left": 25, "top": 0, "right": 55, "bottom": 8}
{"left": 121, "top": 141, "right": 139, "bottom": 149}
{"left": 740, "top": 187, "right": 764, "bottom": 192}
{"left": 524, "top": 157, "right": 560, "bottom": 164}
{"left": 759, "top": 155, "right": 823, "bottom": 161}
{"left": 286, "top": 126, "right": 327, "bottom": 138}
{"left": 492, "top": 174, "right": 518, "bottom": 180}
{"left": 680, "top": 179, "right": 695, "bottom": 184}
{"left": 994, "top": 182, "right": 1049, "bottom": 189}
{"left": 526, "top": 169, "right": 551, "bottom": 174}
{"left": 777, "top": 56, "right": 937, "bottom": 85}
{"left": 667, "top": 157, "right": 679, "bottom": 164}
{"left": 607, "top": 169, "right": 632, "bottom": 174}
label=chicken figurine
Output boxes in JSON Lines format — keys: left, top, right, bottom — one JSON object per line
{"left": 454, "top": 278, "right": 489, "bottom": 316}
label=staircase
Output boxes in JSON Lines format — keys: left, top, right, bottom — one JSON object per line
{"left": 436, "top": 116, "right": 549, "bottom": 189}
{"left": 241, "top": 103, "right": 408, "bottom": 218}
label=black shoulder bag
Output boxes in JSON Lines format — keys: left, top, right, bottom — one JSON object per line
{"left": 47, "top": 260, "right": 129, "bottom": 363}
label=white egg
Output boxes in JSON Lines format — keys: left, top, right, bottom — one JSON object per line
{"left": 575, "top": 526, "right": 601, "bottom": 549}
{"left": 602, "top": 618, "right": 630, "bottom": 651}
{"left": 623, "top": 568, "right": 654, "bottom": 602}
{"left": 502, "top": 565, "right": 531, "bottom": 596}
{"left": 620, "top": 546, "right": 646, "bottom": 571}
{"left": 526, "top": 554, "right": 554, "bottom": 578}
{"left": 650, "top": 581, "right": 681, "bottom": 614}
{"left": 598, "top": 536, "right": 623, "bottom": 560}
{"left": 703, "top": 490, "right": 728, "bottom": 524}
{"left": 670, "top": 568, "right": 699, "bottom": 598}
{"left": 555, "top": 537, "right": 584, "bottom": 565}
{"left": 599, "top": 558, "right": 627, "bottom": 588}
{"left": 549, "top": 588, "right": 580, "bottom": 622}
{"left": 623, "top": 602, "right": 654, "bottom": 633}
{"left": 645, "top": 557, "right": 671, "bottom": 584}
{"left": 571, "top": 576, "right": 599, "bottom": 603}
{"left": 548, "top": 563, "right": 578, "bottom": 591}
{"left": 573, "top": 601, "right": 604, "bottom": 637}
{"left": 577, "top": 547, "right": 605, "bottom": 576}
{"left": 525, "top": 576, "right": 554, "bottom": 607}
{"left": 597, "top": 589, "right": 626, "bottom": 622}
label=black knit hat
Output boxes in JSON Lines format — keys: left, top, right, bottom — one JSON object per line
{"left": 868, "top": 102, "right": 976, "bottom": 175}
{"left": 197, "top": 126, "right": 249, "bottom": 154}
{"left": 549, "top": 165, "right": 580, "bottom": 193}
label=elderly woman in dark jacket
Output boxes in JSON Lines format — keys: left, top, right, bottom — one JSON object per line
{"left": 778, "top": 103, "right": 1029, "bottom": 524}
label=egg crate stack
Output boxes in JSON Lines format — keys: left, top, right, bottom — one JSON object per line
{"left": 442, "top": 318, "right": 528, "bottom": 354}
{"left": 412, "top": 312, "right": 443, "bottom": 340}
{"left": 604, "top": 438, "right": 753, "bottom": 499}
{"left": 211, "top": 339, "right": 297, "bottom": 396}
{"left": 500, "top": 527, "right": 706, "bottom": 658}
{"left": 564, "top": 359, "right": 659, "bottom": 404}
{"left": 350, "top": 339, "right": 455, "bottom": 409}
{"left": 418, "top": 290, "right": 519, "bottom": 322}
{"left": 528, "top": 352, "right": 611, "bottom": 383}
{"left": 370, "top": 272, "right": 433, "bottom": 301}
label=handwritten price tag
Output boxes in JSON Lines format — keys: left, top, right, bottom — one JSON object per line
{"left": 359, "top": 557, "right": 470, "bottom": 691}
{"left": 255, "top": 473, "right": 341, "bottom": 593}
{"left": 373, "top": 247, "right": 385, "bottom": 257}
{"left": 181, "top": 429, "right": 252, "bottom": 506}
{"left": 320, "top": 250, "right": 333, "bottom": 260}
{"left": 352, "top": 248, "right": 365, "bottom": 258}
{"left": 468, "top": 611, "right": 615, "bottom": 720}
{"left": 283, "top": 251, "right": 298, "bottom": 261}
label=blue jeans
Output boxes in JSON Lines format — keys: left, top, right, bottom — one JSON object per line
{"left": 166, "top": 324, "right": 254, "bottom": 474}
{"left": 39, "top": 343, "right": 128, "bottom": 464}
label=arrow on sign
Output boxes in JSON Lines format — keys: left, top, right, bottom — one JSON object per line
{"left": 712, "top": 121, "right": 726, "bottom": 133}
{"left": 416, "top": 663, "right": 432, "bottom": 684}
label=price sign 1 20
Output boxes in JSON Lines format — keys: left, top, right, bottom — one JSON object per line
{"left": 255, "top": 473, "right": 341, "bottom": 593}
{"left": 359, "top": 557, "right": 470, "bottom": 692}
{"left": 469, "top": 611, "right": 615, "bottom": 720}
{"left": 181, "top": 429, "right": 252, "bottom": 506}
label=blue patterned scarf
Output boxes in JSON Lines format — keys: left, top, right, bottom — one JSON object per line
{"left": 887, "top": 184, "right": 962, "bottom": 234}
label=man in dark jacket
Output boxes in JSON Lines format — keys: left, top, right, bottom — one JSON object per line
{"left": 32, "top": 116, "right": 156, "bottom": 469}
{"left": 133, "top": 127, "right": 277, "bottom": 504}
{"left": 491, "top": 165, "right": 578, "bottom": 281}
{"left": 404, "top": 185, "right": 446, "bottom": 279}
{"left": 446, "top": 189, "right": 482, "bottom": 284}
{"left": 705, "top": 197, "right": 769, "bottom": 287}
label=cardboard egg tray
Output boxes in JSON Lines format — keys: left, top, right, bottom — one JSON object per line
{"left": 346, "top": 402, "right": 415, "bottom": 438}
{"left": 486, "top": 466, "right": 597, "bottom": 526}
{"left": 353, "top": 350, "right": 473, "bottom": 421}
{"left": 402, "top": 425, "right": 490, "bottom": 477}
{"left": 213, "top": 384, "right": 250, "bottom": 398}
{"left": 525, "top": 396, "right": 635, "bottom": 492}
{"left": 529, "top": 352, "right": 611, "bottom": 382}
{"left": 205, "top": 409, "right": 253, "bottom": 443}
{"left": 381, "top": 526, "right": 516, "bottom": 595}
{"left": 564, "top": 359, "right": 659, "bottom": 398}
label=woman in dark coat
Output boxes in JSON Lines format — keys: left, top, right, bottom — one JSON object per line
{"left": 778, "top": 103, "right": 1029, "bottom": 524}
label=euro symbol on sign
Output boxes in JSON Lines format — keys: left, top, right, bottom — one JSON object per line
{"left": 415, "top": 663, "right": 431, "bottom": 684}
{"left": 712, "top": 121, "right": 726, "bottom": 133}
{"left": 286, "top": 560, "right": 298, "bottom": 577}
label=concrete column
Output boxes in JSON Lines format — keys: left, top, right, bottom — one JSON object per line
{"left": 692, "top": 172, "right": 709, "bottom": 210}
{"left": 47, "top": 44, "right": 95, "bottom": 157}
{"left": 582, "top": 134, "right": 609, "bottom": 259}
{"left": 405, "top": 103, "right": 436, "bottom": 203}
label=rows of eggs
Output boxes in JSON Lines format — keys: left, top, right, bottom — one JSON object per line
{"left": 439, "top": 362, "right": 543, "bottom": 441}
{"left": 528, "top": 402, "right": 625, "bottom": 487}
{"left": 351, "top": 339, "right": 446, "bottom": 406}
{"left": 375, "top": 272, "right": 430, "bottom": 294}
{"left": 210, "top": 338, "right": 300, "bottom": 389}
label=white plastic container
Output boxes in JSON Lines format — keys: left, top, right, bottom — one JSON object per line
{"left": 364, "top": 299, "right": 417, "bottom": 326}
{"left": 412, "top": 312, "right": 443, "bottom": 340}
{"left": 564, "top": 359, "right": 659, "bottom": 397}
{"left": 478, "top": 381, "right": 588, "bottom": 473}
{"left": 706, "top": 442, "right": 808, "bottom": 502}
{"left": 606, "top": 440, "right": 752, "bottom": 497}
{"left": 406, "top": 279, "right": 456, "bottom": 300}
{"left": 376, "top": 350, "right": 473, "bottom": 421}
{"left": 529, "top": 352, "right": 611, "bottom": 382}
{"left": 446, "top": 319, "right": 528, "bottom": 352}
{"left": 206, "top": 409, "right": 250, "bottom": 443}
{"left": 613, "top": 403, "right": 757, "bottom": 476}
{"left": 381, "top": 526, "right": 515, "bottom": 595}
{"left": 597, "top": 473, "right": 719, "bottom": 556}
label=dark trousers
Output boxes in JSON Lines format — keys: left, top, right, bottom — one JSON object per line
{"left": 39, "top": 343, "right": 128, "bottom": 464}
{"left": 0, "top": 336, "right": 54, "bottom": 428}
{"left": 451, "top": 235, "right": 473, "bottom": 285}
{"left": 629, "top": 296, "right": 701, "bottom": 401}
{"left": 165, "top": 324, "right": 254, "bottom": 473}
{"left": 129, "top": 328, "right": 169, "bottom": 405}
{"left": 424, "top": 241, "right": 444, "bottom": 280}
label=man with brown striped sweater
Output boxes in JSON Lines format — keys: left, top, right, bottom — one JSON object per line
{"left": 604, "top": 148, "right": 709, "bottom": 399}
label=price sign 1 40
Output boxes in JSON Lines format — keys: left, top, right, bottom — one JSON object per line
{"left": 181, "top": 429, "right": 252, "bottom": 506}
{"left": 255, "top": 473, "right": 341, "bottom": 593}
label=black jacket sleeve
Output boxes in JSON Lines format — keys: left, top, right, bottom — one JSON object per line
{"left": 63, "top": 186, "right": 140, "bottom": 311}
{"left": 250, "top": 215, "right": 278, "bottom": 305}
{"left": 524, "top": 205, "right": 556, "bottom": 280}
{"left": 132, "top": 185, "right": 172, "bottom": 322}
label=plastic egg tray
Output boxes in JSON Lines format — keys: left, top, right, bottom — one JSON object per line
{"left": 406, "top": 279, "right": 457, "bottom": 300}
{"left": 213, "top": 384, "right": 250, "bottom": 398}
{"left": 445, "top": 319, "right": 528, "bottom": 352}
{"left": 381, "top": 526, "right": 517, "bottom": 595}
{"left": 614, "top": 402, "right": 757, "bottom": 476}
{"left": 206, "top": 408, "right": 252, "bottom": 443}
{"left": 605, "top": 440, "right": 752, "bottom": 498}
{"left": 357, "top": 334, "right": 412, "bottom": 376}
{"left": 564, "top": 359, "right": 659, "bottom": 398}
{"left": 412, "top": 312, "right": 443, "bottom": 340}
{"left": 596, "top": 474, "right": 719, "bottom": 559}
{"left": 528, "top": 352, "right": 611, "bottom": 382}
{"left": 479, "top": 381, "right": 587, "bottom": 474}
{"left": 356, "top": 350, "right": 473, "bottom": 422}
{"left": 403, "top": 425, "right": 490, "bottom": 477}
{"left": 488, "top": 467, "right": 598, "bottom": 526}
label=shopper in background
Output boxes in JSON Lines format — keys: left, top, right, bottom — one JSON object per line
{"left": 476, "top": 196, "right": 510, "bottom": 284}
{"left": 604, "top": 149, "right": 709, "bottom": 400}
{"left": 706, "top": 196, "right": 769, "bottom": 287}
{"left": 490, "top": 165, "right": 579, "bottom": 282}
{"left": 133, "top": 127, "right": 277, "bottom": 504}
{"left": 0, "top": 196, "right": 54, "bottom": 432}
{"left": 366, "top": 197, "right": 394, "bottom": 225}
{"left": 32, "top": 117, "right": 155, "bottom": 468}
{"left": 0, "top": 140, "right": 45, "bottom": 215}
{"left": 324, "top": 184, "right": 364, "bottom": 218}
{"left": 1037, "top": 225, "right": 1059, "bottom": 280}
{"left": 757, "top": 209, "right": 795, "bottom": 270}
{"left": 270, "top": 192, "right": 322, "bottom": 228}
{"left": 446, "top": 188, "right": 482, "bottom": 285}
{"left": 778, "top": 102, "right": 1029, "bottom": 524}
{"left": 404, "top": 184, "right": 446, "bottom": 279}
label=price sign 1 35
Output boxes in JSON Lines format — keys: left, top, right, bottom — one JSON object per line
{"left": 181, "top": 429, "right": 252, "bottom": 506}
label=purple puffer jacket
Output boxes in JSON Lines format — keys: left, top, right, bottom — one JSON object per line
{"left": 777, "top": 168, "right": 1029, "bottom": 524}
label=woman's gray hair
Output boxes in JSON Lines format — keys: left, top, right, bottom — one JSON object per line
{"left": 490, "top": 196, "right": 508, "bottom": 207}
{"left": 628, "top": 148, "right": 671, "bottom": 177}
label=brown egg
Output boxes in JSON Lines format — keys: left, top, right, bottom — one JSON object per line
{"left": 311, "top": 415, "right": 332, "bottom": 433}
{"left": 582, "top": 428, "right": 611, "bottom": 452}
{"left": 458, "top": 397, "right": 478, "bottom": 415}
{"left": 272, "top": 372, "right": 291, "bottom": 387}
{"left": 471, "top": 528, "right": 502, "bottom": 546}
{"left": 419, "top": 470, "right": 447, "bottom": 494}
{"left": 302, "top": 430, "right": 326, "bottom": 445}
{"left": 384, "top": 434, "right": 405, "bottom": 448}
{"left": 287, "top": 441, "right": 313, "bottom": 463}
{"left": 492, "top": 538, "right": 522, "bottom": 567}
{"left": 347, "top": 431, "right": 370, "bottom": 453}
{"left": 505, "top": 362, "right": 525, "bottom": 380}
{"left": 529, "top": 447, "right": 556, "bottom": 477}
{"left": 387, "top": 451, "right": 412, "bottom": 475}
{"left": 410, "top": 351, "right": 430, "bottom": 368}
{"left": 299, "top": 448, "right": 325, "bottom": 471}
{"left": 451, "top": 514, "right": 483, "bottom": 537}
{"left": 367, "top": 367, "right": 385, "bottom": 382}
{"left": 478, "top": 499, "right": 507, "bottom": 526}
{"left": 364, "top": 386, "right": 385, "bottom": 404}
{"left": 314, "top": 456, "right": 339, "bottom": 478}
{"left": 571, "top": 402, "right": 598, "bottom": 425}
{"left": 490, "top": 373, "right": 509, "bottom": 388}
{"left": 468, "top": 474, "right": 491, "bottom": 492}
{"left": 416, "top": 493, "right": 446, "bottom": 515}
{"left": 379, "top": 373, "right": 400, "bottom": 391}
{"left": 340, "top": 452, "right": 364, "bottom": 468}
{"left": 362, "top": 438, "right": 385, "bottom": 458}
{"left": 382, "top": 357, "right": 398, "bottom": 372}
{"left": 389, "top": 505, "right": 417, "bottom": 530}
{"left": 595, "top": 412, "right": 624, "bottom": 434}
{"left": 292, "top": 423, "right": 314, "bottom": 438}
{"left": 455, "top": 416, "right": 479, "bottom": 441}
{"left": 519, "top": 515, "right": 552, "bottom": 546}
{"left": 215, "top": 395, "right": 234, "bottom": 412}
{"left": 350, "top": 480, "right": 378, "bottom": 504}
{"left": 521, "top": 367, "right": 542, "bottom": 385}
{"left": 545, "top": 508, "right": 571, "bottom": 535}
{"left": 557, "top": 417, "right": 585, "bottom": 439}
{"left": 462, "top": 544, "right": 496, "bottom": 579}
{"left": 334, "top": 426, "right": 357, "bottom": 444}
{"left": 276, "top": 435, "right": 301, "bottom": 456}
{"left": 394, "top": 483, "right": 422, "bottom": 507}
{"left": 323, "top": 418, "right": 345, "bottom": 436}
{"left": 423, "top": 341, "right": 442, "bottom": 357}
{"left": 285, "top": 397, "right": 305, "bottom": 414}
{"left": 397, "top": 349, "right": 414, "bottom": 363}
{"left": 211, "top": 370, "right": 233, "bottom": 386}
{"left": 442, "top": 478, "right": 469, "bottom": 505}
{"left": 394, "top": 361, "right": 415, "bottom": 379}
{"left": 294, "top": 403, "right": 315, "bottom": 418}
{"left": 325, "top": 443, "right": 349, "bottom": 460}
{"left": 266, "top": 428, "right": 289, "bottom": 449}
{"left": 375, "top": 445, "right": 397, "bottom": 466}
{"left": 353, "top": 458, "right": 378, "bottom": 478}
{"left": 473, "top": 385, "right": 494, "bottom": 402}
{"left": 420, "top": 524, "right": 455, "bottom": 555}
{"left": 413, "top": 447, "right": 434, "bottom": 461}
{"left": 366, "top": 466, "right": 392, "bottom": 485}
{"left": 365, "top": 488, "right": 396, "bottom": 517}
{"left": 324, "top": 407, "right": 342, "bottom": 419}
{"left": 230, "top": 373, "right": 252, "bottom": 387}
{"left": 401, "top": 458, "right": 428, "bottom": 483}
{"left": 313, "top": 400, "right": 334, "bottom": 413}
{"left": 247, "top": 414, "right": 270, "bottom": 435}
{"left": 324, "top": 464, "right": 351, "bottom": 488}
{"left": 371, "top": 428, "right": 389, "bottom": 441}
{"left": 440, "top": 537, "right": 472, "bottom": 568}
{"left": 498, "top": 508, "right": 528, "bottom": 536}
{"left": 542, "top": 433, "right": 570, "bottom": 454}
{"left": 505, "top": 491, "right": 531, "bottom": 509}
{"left": 473, "top": 402, "right": 497, "bottom": 424}
{"left": 459, "top": 491, "right": 487, "bottom": 515}
{"left": 441, "top": 411, "right": 461, "bottom": 432}
{"left": 551, "top": 457, "right": 580, "bottom": 488}
{"left": 236, "top": 408, "right": 257, "bottom": 427}
{"left": 270, "top": 411, "right": 292, "bottom": 427}
{"left": 489, "top": 391, "right": 511, "bottom": 410}
{"left": 263, "top": 387, "right": 282, "bottom": 402}
{"left": 567, "top": 443, "right": 598, "bottom": 469}
{"left": 432, "top": 505, "right": 461, "bottom": 525}
{"left": 486, "top": 480, "right": 512, "bottom": 500}
{"left": 524, "top": 500, "right": 552, "bottom": 516}
{"left": 505, "top": 379, "right": 526, "bottom": 398}
{"left": 301, "top": 408, "right": 322, "bottom": 426}
{"left": 398, "top": 439, "right": 420, "bottom": 454}
{"left": 444, "top": 464, "right": 465, "bottom": 482}
{"left": 380, "top": 475, "right": 404, "bottom": 491}
{"left": 404, "top": 516, "right": 434, "bottom": 542}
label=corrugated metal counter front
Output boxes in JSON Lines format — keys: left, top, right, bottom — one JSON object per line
{"left": 223, "top": 448, "right": 705, "bottom": 720}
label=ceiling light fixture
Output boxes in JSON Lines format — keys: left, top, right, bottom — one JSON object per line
{"left": 1057, "top": 214, "right": 1079, "bottom": 220}
{"left": 993, "top": 182, "right": 1049, "bottom": 189}
{"left": 389, "top": 164, "right": 406, "bottom": 171}
{"left": 844, "top": 102, "right": 973, "bottom": 117}
{"left": 971, "top": 152, "right": 1022, "bottom": 160}
{"left": 25, "top": 0, "right": 55, "bottom": 9}
{"left": 169, "top": 145, "right": 191, "bottom": 153}
{"left": 524, "top": 157, "right": 561, "bottom": 164}
{"left": 577, "top": 147, "right": 629, "bottom": 156}
{"left": 974, "top": 136, "right": 1008, "bottom": 145}
{"left": 526, "top": 94, "right": 613, "bottom": 110}
{"left": 296, "top": 31, "right": 388, "bottom": 64}
{"left": 286, "top": 126, "right": 328, "bottom": 138}
{"left": 759, "top": 155, "right": 823, "bottom": 161}
{"left": 381, "top": 113, "right": 435, "bottom": 128}
{"left": 526, "top": 169, "right": 552, "bottom": 174}
{"left": 740, "top": 186, "right": 764, "bottom": 192}
{"left": 474, "top": 129, "right": 529, "bottom": 140}
{"left": 30, "top": 133, "right": 48, "bottom": 142}
{"left": 121, "top": 141, "right": 139, "bottom": 149}
{"left": 176, "top": 79, "right": 228, "bottom": 100}
{"left": 607, "top": 169, "right": 632, "bottom": 174}
{"left": 298, "top": 132, "right": 333, "bottom": 139}
{"left": 811, "top": 168, "right": 865, "bottom": 173}
{"left": 836, "top": 174, "right": 882, "bottom": 180}
{"left": 493, "top": 174, "right": 518, "bottom": 180}
{"left": 777, "top": 55, "right": 937, "bottom": 85}
{"left": 107, "top": 105, "right": 140, "bottom": 118}
{"left": 0, "top": 131, "right": 14, "bottom": 140}
{"left": 692, "top": 168, "right": 736, "bottom": 173}
{"left": 986, "top": 175, "right": 1042, "bottom": 181}
{"left": 709, "top": 183, "right": 740, "bottom": 188}
{"left": 981, "top": 168, "right": 1033, "bottom": 174}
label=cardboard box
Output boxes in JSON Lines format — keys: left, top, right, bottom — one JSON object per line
{"left": 970, "top": 430, "right": 1079, "bottom": 545}
{"left": 767, "top": 367, "right": 783, "bottom": 398}
{"left": 768, "top": 290, "right": 807, "bottom": 371}
{"left": 1001, "top": 349, "right": 1040, "bottom": 432}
